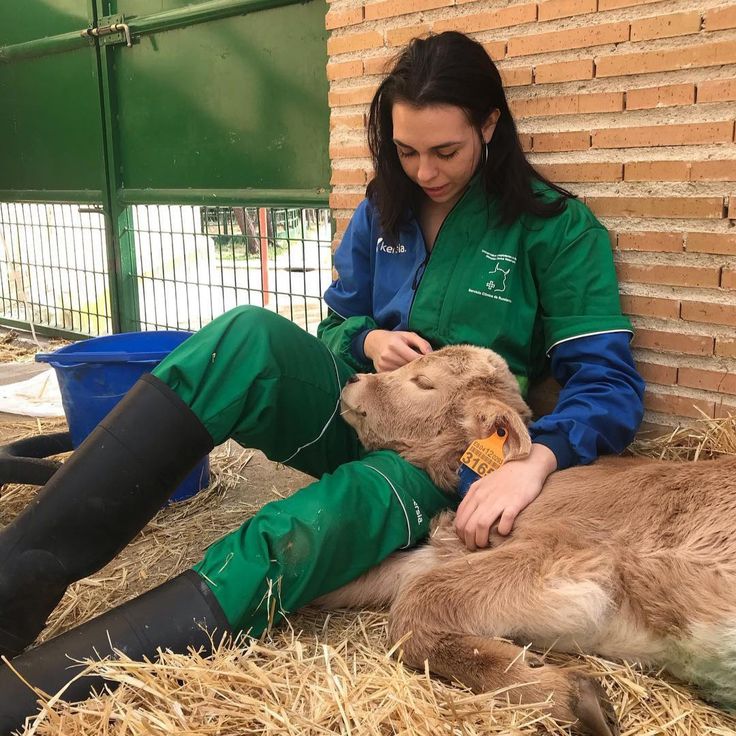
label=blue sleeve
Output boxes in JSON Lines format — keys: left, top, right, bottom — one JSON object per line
{"left": 323, "top": 199, "right": 374, "bottom": 320}
{"left": 528, "top": 332, "right": 645, "bottom": 469}
{"left": 320, "top": 200, "right": 378, "bottom": 367}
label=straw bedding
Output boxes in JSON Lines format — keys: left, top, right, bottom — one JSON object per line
{"left": 1, "top": 332, "right": 735, "bottom": 735}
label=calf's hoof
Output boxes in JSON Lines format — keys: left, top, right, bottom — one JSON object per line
{"left": 570, "top": 674, "right": 619, "bottom": 736}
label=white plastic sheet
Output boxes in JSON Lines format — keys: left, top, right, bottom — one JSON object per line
{"left": 0, "top": 367, "right": 65, "bottom": 418}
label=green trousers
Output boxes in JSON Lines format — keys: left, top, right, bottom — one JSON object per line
{"left": 153, "top": 306, "right": 452, "bottom": 635}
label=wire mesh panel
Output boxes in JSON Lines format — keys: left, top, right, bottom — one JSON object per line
{"left": 0, "top": 202, "right": 112, "bottom": 335}
{"left": 0, "top": 202, "right": 334, "bottom": 337}
{"left": 132, "top": 205, "right": 333, "bottom": 334}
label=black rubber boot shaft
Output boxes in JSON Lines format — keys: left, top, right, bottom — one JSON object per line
{"left": 0, "top": 432, "right": 72, "bottom": 486}
{"left": 0, "top": 374, "right": 214, "bottom": 659}
{"left": 0, "top": 570, "right": 230, "bottom": 735}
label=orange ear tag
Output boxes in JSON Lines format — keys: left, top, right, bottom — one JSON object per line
{"left": 457, "top": 427, "right": 508, "bottom": 498}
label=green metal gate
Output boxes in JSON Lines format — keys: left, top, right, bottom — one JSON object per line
{"left": 0, "top": 0, "right": 331, "bottom": 338}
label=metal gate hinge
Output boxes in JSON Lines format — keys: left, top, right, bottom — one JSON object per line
{"left": 80, "top": 16, "right": 133, "bottom": 48}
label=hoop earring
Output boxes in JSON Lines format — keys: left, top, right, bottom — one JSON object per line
{"left": 481, "top": 141, "right": 490, "bottom": 167}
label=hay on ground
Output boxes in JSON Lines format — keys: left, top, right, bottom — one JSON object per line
{"left": 631, "top": 413, "right": 736, "bottom": 462}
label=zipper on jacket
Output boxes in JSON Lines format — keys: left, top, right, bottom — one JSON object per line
{"left": 407, "top": 200, "right": 455, "bottom": 317}
{"left": 408, "top": 251, "right": 429, "bottom": 318}
{"left": 411, "top": 256, "right": 428, "bottom": 290}
{"left": 407, "top": 174, "right": 481, "bottom": 322}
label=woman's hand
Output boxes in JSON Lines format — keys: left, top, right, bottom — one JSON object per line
{"left": 364, "top": 330, "right": 433, "bottom": 372}
{"left": 454, "top": 443, "right": 557, "bottom": 550}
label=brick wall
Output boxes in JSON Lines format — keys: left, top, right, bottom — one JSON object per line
{"left": 326, "top": 0, "right": 736, "bottom": 429}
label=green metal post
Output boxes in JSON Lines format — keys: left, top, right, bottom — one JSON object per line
{"left": 116, "top": 206, "right": 140, "bottom": 331}
{"left": 93, "top": 0, "right": 140, "bottom": 333}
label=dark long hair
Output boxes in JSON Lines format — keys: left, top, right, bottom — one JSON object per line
{"left": 366, "top": 31, "right": 573, "bottom": 240}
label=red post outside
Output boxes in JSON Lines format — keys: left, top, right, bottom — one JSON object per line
{"left": 258, "top": 207, "right": 269, "bottom": 306}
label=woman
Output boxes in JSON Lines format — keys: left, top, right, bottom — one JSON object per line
{"left": 0, "top": 31, "right": 643, "bottom": 728}
{"left": 321, "top": 31, "right": 644, "bottom": 549}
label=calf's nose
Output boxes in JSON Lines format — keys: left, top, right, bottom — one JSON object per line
{"left": 347, "top": 374, "right": 360, "bottom": 384}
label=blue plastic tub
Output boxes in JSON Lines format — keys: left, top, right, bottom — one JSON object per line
{"left": 36, "top": 331, "right": 209, "bottom": 502}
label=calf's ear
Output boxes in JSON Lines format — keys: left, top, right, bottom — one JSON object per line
{"left": 462, "top": 397, "right": 532, "bottom": 462}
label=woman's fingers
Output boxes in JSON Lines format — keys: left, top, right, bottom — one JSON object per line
{"left": 375, "top": 332, "right": 430, "bottom": 371}
{"left": 456, "top": 497, "right": 501, "bottom": 550}
{"left": 402, "top": 332, "right": 433, "bottom": 355}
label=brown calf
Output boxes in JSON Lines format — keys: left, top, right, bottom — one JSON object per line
{"left": 318, "top": 345, "right": 736, "bottom": 736}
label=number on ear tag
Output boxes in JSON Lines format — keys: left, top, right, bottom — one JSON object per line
{"left": 459, "top": 427, "right": 508, "bottom": 478}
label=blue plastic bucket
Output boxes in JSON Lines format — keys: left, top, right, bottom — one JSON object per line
{"left": 36, "top": 331, "right": 209, "bottom": 502}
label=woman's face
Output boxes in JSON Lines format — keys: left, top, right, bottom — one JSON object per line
{"left": 391, "top": 102, "right": 498, "bottom": 208}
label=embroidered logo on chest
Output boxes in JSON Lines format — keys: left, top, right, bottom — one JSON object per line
{"left": 468, "top": 251, "right": 516, "bottom": 304}
{"left": 376, "top": 237, "right": 406, "bottom": 254}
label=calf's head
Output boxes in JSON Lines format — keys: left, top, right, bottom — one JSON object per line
{"left": 341, "top": 345, "right": 533, "bottom": 491}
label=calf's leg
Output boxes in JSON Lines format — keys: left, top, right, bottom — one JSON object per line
{"left": 414, "top": 633, "right": 616, "bottom": 736}
{"left": 315, "top": 545, "right": 442, "bottom": 609}
{"left": 388, "top": 542, "right": 619, "bottom": 736}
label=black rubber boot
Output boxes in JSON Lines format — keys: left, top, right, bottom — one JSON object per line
{"left": 0, "top": 570, "right": 230, "bottom": 735}
{"left": 0, "top": 432, "right": 72, "bottom": 487}
{"left": 0, "top": 374, "right": 214, "bottom": 659}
